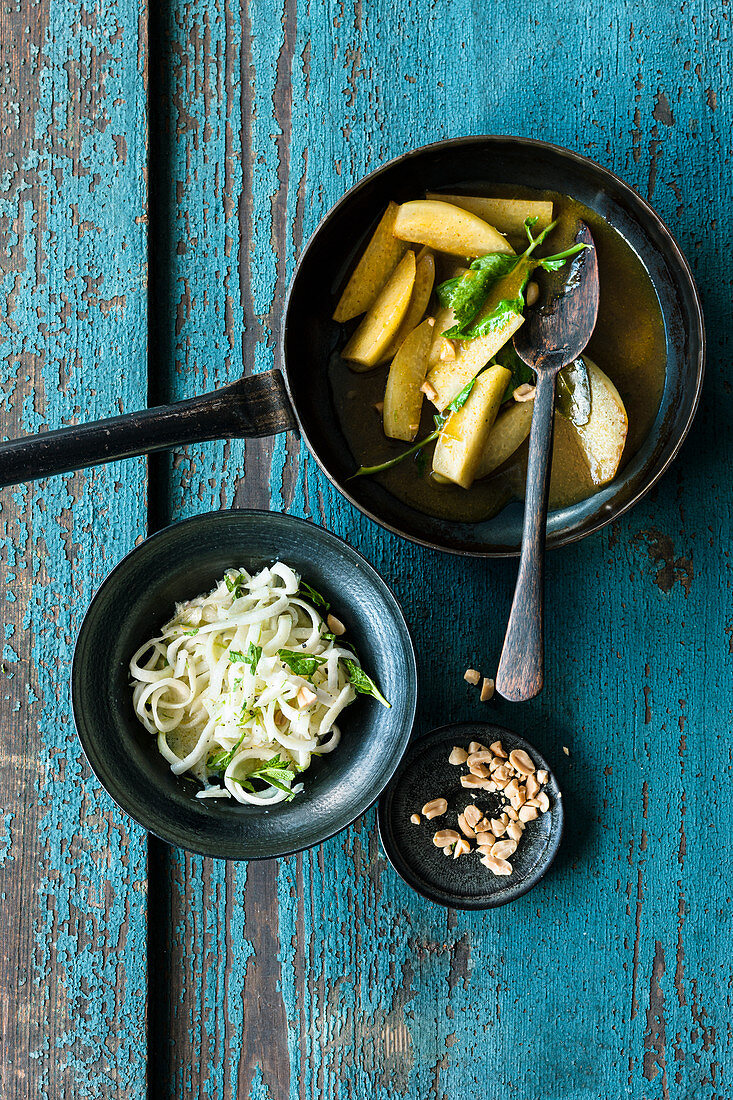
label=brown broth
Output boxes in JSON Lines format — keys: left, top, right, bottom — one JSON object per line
{"left": 330, "top": 191, "right": 667, "bottom": 523}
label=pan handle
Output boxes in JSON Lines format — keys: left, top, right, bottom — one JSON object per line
{"left": 0, "top": 370, "right": 297, "bottom": 489}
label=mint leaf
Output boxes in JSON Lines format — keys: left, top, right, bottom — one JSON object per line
{"left": 524, "top": 215, "right": 539, "bottom": 240}
{"left": 225, "top": 572, "right": 247, "bottom": 599}
{"left": 278, "top": 649, "right": 326, "bottom": 679}
{"left": 298, "top": 581, "right": 330, "bottom": 611}
{"left": 436, "top": 218, "right": 592, "bottom": 344}
{"left": 446, "top": 373, "right": 480, "bottom": 415}
{"left": 207, "top": 728, "right": 247, "bottom": 778}
{"left": 436, "top": 276, "right": 462, "bottom": 309}
{"left": 342, "top": 658, "right": 391, "bottom": 708}
{"left": 244, "top": 642, "right": 262, "bottom": 673}
{"left": 537, "top": 257, "right": 566, "bottom": 272}
{"left": 229, "top": 650, "right": 246, "bottom": 663}
{"left": 239, "top": 753, "right": 298, "bottom": 800}
{"left": 461, "top": 294, "right": 525, "bottom": 340}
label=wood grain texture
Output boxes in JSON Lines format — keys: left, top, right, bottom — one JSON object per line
{"left": 146, "top": 1, "right": 733, "bottom": 1098}
{"left": 3, "top": 0, "right": 732, "bottom": 1096}
{"left": 0, "top": 1, "right": 149, "bottom": 1096}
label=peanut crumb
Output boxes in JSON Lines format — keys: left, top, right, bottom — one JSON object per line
{"left": 480, "top": 677, "right": 495, "bottom": 702}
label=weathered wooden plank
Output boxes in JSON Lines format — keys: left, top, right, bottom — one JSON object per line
{"left": 150, "top": 0, "right": 732, "bottom": 1097}
{"left": 0, "top": 1, "right": 149, "bottom": 1096}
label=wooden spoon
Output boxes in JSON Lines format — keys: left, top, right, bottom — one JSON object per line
{"left": 495, "top": 222, "right": 599, "bottom": 701}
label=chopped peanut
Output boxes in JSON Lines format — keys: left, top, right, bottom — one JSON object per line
{"left": 326, "top": 614, "right": 346, "bottom": 636}
{"left": 480, "top": 677, "right": 495, "bottom": 702}
{"left": 297, "top": 685, "right": 318, "bottom": 708}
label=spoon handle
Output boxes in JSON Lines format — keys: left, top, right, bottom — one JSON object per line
{"left": 496, "top": 367, "right": 559, "bottom": 701}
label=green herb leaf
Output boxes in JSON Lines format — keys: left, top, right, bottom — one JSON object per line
{"left": 537, "top": 257, "right": 566, "bottom": 272}
{"left": 243, "top": 774, "right": 296, "bottom": 798}
{"left": 225, "top": 572, "right": 247, "bottom": 599}
{"left": 207, "top": 728, "right": 247, "bottom": 778}
{"left": 244, "top": 641, "right": 262, "bottom": 673}
{"left": 458, "top": 294, "right": 526, "bottom": 341}
{"left": 445, "top": 373, "right": 481, "bottom": 414}
{"left": 229, "top": 650, "right": 246, "bottom": 663}
{"left": 436, "top": 276, "right": 462, "bottom": 309}
{"left": 183, "top": 628, "right": 199, "bottom": 636}
{"left": 524, "top": 215, "right": 539, "bottom": 240}
{"left": 322, "top": 628, "right": 355, "bottom": 651}
{"left": 556, "top": 357, "right": 592, "bottom": 426}
{"left": 495, "top": 344, "right": 536, "bottom": 402}
{"left": 238, "top": 753, "right": 298, "bottom": 799}
{"left": 342, "top": 658, "right": 391, "bottom": 708}
{"left": 298, "top": 580, "right": 330, "bottom": 611}
{"left": 537, "top": 242, "right": 590, "bottom": 271}
{"left": 438, "top": 253, "right": 518, "bottom": 336}
{"left": 278, "top": 649, "right": 326, "bottom": 679}
{"left": 435, "top": 218, "right": 592, "bottom": 344}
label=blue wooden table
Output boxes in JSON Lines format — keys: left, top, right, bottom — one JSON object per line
{"left": 1, "top": 2, "right": 731, "bottom": 1097}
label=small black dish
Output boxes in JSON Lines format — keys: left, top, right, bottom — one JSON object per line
{"left": 72, "top": 510, "right": 417, "bottom": 860}
{"left": 378, "top": 722, "right": 563, "bottom": 909}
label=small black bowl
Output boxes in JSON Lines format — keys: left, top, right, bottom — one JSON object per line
{"left": 378, "top": 722, "right": 563, "bottom": 908}
{"left": 72, "top": 510, "right": 417, "bottom": 860}
{"left": 284, "top": 135, "right": 705, "bottom": 556}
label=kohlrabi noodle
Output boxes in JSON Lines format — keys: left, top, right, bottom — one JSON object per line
{"left": 129, "top": 563, "right": 389, "bottom": 804}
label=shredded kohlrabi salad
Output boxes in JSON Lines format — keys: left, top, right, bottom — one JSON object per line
{"left": 129, "top": 562, "right": 389, "bottom": 804}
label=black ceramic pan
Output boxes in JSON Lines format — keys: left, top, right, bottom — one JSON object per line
{"left": 0, "top": 136, "right": 704, "bottom": 556}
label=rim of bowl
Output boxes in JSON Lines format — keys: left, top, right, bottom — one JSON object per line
{"left": 282, "top": 133, "right": 706, "bottom": 558}
{"left": 377, "top": 721, "right": 564, "bottom": 909}
{"left": 71, "top": 509, "right": 418, "bottom": 859}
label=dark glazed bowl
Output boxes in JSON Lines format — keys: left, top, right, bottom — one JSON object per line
{"left": 378, "top": 722, "right": 563, "bottom": 909}
{"left": 72, "top": 511, "right": 417, "bottom": 860}
{"left": 283, "top": 135, "right": 705, "bottom": 556}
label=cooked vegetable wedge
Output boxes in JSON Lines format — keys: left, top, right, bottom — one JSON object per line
{"left": 474, "top": 398, "right": 535, "bottom": 479}
{"left": 332, "top": 201, "right": 407, "bottom": 322}
{"left": 426, "top": 193, "right": 554, "bottom": 238}
{"left": 393, "top": 200, "right": 515, "bottom": 258}
{"left": 342, "top": 251, "right": 416, "bottom": 369}
{"left": 426, "top": 307, "right": 523, "bottom": 411}
{"left": 383, "top": 317, "right": 434, "bottom": 442}
{"left": 379, "top": 248, "right": 435, "bottom": 363}
{"left": 432, "top": 365, "right": 511, "bottom": 488}
{"left": 569, "top": 356, "right": 628, "bottom": 484}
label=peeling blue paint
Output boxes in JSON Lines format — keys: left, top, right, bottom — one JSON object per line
{"left": 155, "top": 0, "right": 732, "bottom": 1096}
{"left": 0, "top": 0, "right": 149, "bottom": 1096}
{"left": 1, "top": 0, "right": 731, "bottom": 1095}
